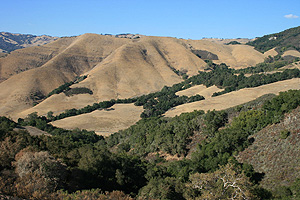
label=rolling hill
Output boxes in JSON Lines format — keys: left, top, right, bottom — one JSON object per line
{"left": 0, "top": 32, "right": 275, "bottom": 120}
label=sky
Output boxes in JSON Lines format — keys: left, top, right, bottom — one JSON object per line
{"left": 1, "top": 0, "right": 300, "bottom": 39}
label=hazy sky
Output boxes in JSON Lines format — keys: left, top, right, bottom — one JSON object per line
{"left": 1, "top": 0, "right": 300, "bottom": 39}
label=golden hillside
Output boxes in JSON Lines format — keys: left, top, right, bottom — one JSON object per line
{"left": 0, "top": 33, "right": 274, "bottom": 119}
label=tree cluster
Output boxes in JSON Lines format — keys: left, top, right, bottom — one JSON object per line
{"left": 46, "top": 75, "right": 88, "bottom": 98}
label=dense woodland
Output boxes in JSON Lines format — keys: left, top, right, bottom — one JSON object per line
{"left": 1, "top": 87, "right": 300, "bottom": 199}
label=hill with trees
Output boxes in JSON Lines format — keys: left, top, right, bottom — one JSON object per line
{"left": 247, "top": 26, "right": 300, "bottom": 53}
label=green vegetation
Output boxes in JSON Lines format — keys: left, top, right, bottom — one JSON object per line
{"left": 46, "top": 75, "right": 88, "bottom": 97}
{"left": 107, "top": 110, "right": 205, "bottom": 156}
{"left": 235, "top": 56, "right": 289, "bottom": 74}
{"left": 225, "top": 40, "right": 241, "bottom": 45}
{"left": 64, "top": 87, "right": 93, "bottom": 96}
{"left": 50, "top": 98, "right": 136, "bottom": 121}
{"left": 169, "top": 66, "right": 188, "bottom": 79}
{"left": 247, "top": 25, "right": 300, "bottom": 53}
{"left": 2, "top": 89, "right": 300, "bottom": 199}
{"left": 3, "top": 27, "right": 300, "bottom": 199}
{"left": 136, "top": 91, "right": 205, "bottom": 118}
{"left": 280, "top": 129, "right": 290, "bottom": 139}
{"left": 136, "top": 61, "right": 300, "bottom": 117}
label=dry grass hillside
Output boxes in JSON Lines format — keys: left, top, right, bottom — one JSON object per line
{"left": 0, "top": 37, "right": 74, "bottom": 82}
{"left": 0, "top": 33, "right": 277, "bottom": 120}
{"left": 201, "top": 38, "right": 253, "bottom": 44}
{"left": 263, "top": 48, "right": 278, "bottom": 57}
{"left": 165, "top": 78, "right": 300, "bottom": 117}
{"left": 74, "top": 36, "right": 206, "bottom": 101}
{"left": 51, "top": 103, "right": 143, "bottom": 136}
{"left": 0, "top": 34, "right": 130, "bottom": 82}
{"left": 15, "top": 93, "right": 98, "bottom": 120}
{"left": 183, "top": 39, "right": 267, "bottom": 68}
{"left": 282, "top": 50, "right": 300, "bottom": 58}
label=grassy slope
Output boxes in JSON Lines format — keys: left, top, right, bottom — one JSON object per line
{"left": 51, "top": 103, "right": 143, "bottom": 136}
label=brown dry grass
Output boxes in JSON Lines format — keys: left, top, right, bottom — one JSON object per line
{"left": 50, "top": 103, "right": 143, "bottom": 136}
{"left": 182, "top": 39, "right": 267, "bottom": 68}
{"left": 175, "top": 85, "right": 223, "bottom": 99}
{"left": 165, "top": 78, "right": 300, "bottom": 117}
{"left": 14, "top": 93, "right": 97, "bottom": 120}
{"left": 282, "top": 50, "right": 300, "bottom": 58}
{"left": 0, "top": 33, "right": 273, "bottom": 119}
{"left": 201, "top": 38, "right": 253, "bottom": 44}
{"left": 263, "top": 48, "right": 278, "bottom": 57}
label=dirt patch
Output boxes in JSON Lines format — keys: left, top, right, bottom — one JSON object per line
{"left": 14, "top": 126, "right": 51, "bottom": 136}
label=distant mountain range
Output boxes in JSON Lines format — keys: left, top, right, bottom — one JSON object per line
{"left": 0, "top": 32, "right": 57, "bottom": 53}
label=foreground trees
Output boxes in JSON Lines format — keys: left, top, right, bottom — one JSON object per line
{"left": 2, "top": 89, "right": 300, "bottom": 199}
{"left": 188, "top": 163, "right": 254, "bottom": 199}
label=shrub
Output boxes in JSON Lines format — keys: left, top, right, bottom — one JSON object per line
{"left": 280, "top": 129, "right": 290, "bottom": 139}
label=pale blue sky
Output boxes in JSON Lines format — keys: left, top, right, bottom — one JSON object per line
{"left": 1, "top": 0, "right": 300, "bottom": 39}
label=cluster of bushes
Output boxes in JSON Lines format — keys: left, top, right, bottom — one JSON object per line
{"left": 0, "top": 127, "right": 147, "bottom": 199}
{"left": 46, "top": 75, "right": 88, "bottom": 98}
{"left": 136, "top": 91, "right": 205, "bottom": 118}
{"left": 212, "top": 68, "right": 300, "bottom": 96}
{"left": 169, "top": 66, "right": 188, "bottom": 79}
{"left": 225, "top": 40, "right": 241, "bottom": 45}
{"left": 64, "top": 87, "right": 93, "bottom": 96}
{"left": 235, "top": 57, "right": 288, "bottom": 74}
{"left": 49, "top": 98, "right": 136, "bottom": 121}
